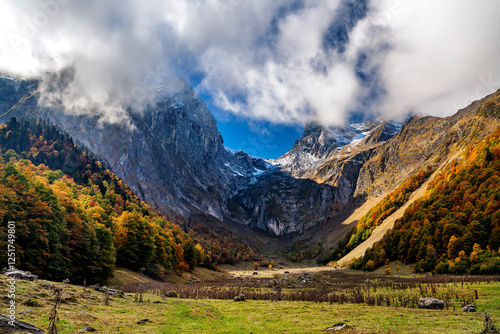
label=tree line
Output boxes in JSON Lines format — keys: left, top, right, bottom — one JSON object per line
{"left": 0, "top": 118, "right": 205, "bottom": 282}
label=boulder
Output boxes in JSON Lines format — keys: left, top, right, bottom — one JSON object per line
{"left": 79, "top": 325, "right": 96, "bottom": 332}
{"left": 3, "top": 269, "right": 38, "bottom": 281}
{"left": 273, "top": 286, "right": 282, "bottom": 292}
{"left": 41, "top": 283, "right": 53, "bottom": 290}
{"left": 23, "top": 298, "right": 42, "bottom": 307}
{"left": 165, "top": 291, "right": 178, "bottom": 298}
{"left": 98, "top": 286, "right": 124, "bottom": 297}
{"left": 107, "top": 289, "right": 125, "bottom": 297}
{"left": 326, "top": 324, "right": 347, "bottom": 331}
{"left": 233, "top": 293, "right": 245, "bottom": 302}
{"left": 418, "top": 297, "right": 444, "bottom": 310}
{"left": 462, "top": 304, "right": 476, "bottom": 312}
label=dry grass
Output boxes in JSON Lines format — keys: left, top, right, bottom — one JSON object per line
{"left": 1, "top": 272, "right": 499, "bottom": 333}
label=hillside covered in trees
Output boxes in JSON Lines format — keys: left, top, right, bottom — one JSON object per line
{"left": 352, "top": 127, "right": 500, "bottom": 274}
{"left": 0, "top": 118, "right": 209, "bottom": 282}
{"left": 326, "top": 169, "right": 433, "bottom": 263}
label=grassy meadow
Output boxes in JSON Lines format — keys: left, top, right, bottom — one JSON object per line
{"left": 1, "top": 269, "right": 499, "bottom": 333}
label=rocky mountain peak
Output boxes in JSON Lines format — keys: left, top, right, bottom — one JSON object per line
{"left": 273, "top": 118, "right": 400, "bottom": 178}
{"left": 154, "top": 77, "right": 217, "bottom": 131}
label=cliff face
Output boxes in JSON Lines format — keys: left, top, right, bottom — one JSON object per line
{"left": 229, "top": 172, "right": 343, "bottom": 236}
{"left": 0, "top": 76, "right": 233, "bottom": 218}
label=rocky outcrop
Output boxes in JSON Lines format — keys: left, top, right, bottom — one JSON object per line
{"left": 0, "top": 314, "right": 45, "bottom": 334}
{"left": 418, "top": 297, "right": 444, "bottom": 310}
{"left": 229, "top": 172, "right": 343, "bottom": 235}
{"left": 462, "top": 304, "right": 476, "bottom": 312}
{"left": 3, "top": 269, "right": 38, "bottom": 281}
{"left": 233, "top": 293, "right": 245, "bottom": 301}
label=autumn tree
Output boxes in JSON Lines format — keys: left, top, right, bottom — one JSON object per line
{"left": 114, "top": 211, "right": 155, "bottom": 271}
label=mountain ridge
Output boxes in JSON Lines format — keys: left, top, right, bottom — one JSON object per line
{"left": 0, "top": 75, "right": 347, "bottom": 240}
{"left": 1, "top": 73, "right": 499, "bottom": 264}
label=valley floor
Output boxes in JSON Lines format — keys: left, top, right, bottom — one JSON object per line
{"left": 2, "top": 269, "right": 499, "bottom": 334}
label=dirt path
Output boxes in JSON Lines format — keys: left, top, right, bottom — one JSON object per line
{"left": 222, "top": 264, "right": 336, "bottom": 278}
{"left": 337, "top": 170, "right": 439, "bottom": 265}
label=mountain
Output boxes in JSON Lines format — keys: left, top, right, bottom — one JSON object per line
{"left": 273, "top": 119, "right": 399, "bottom": 178}
{"left": 2, "top": 72, "right": 499, "bottom": 268}
{"left": 271, "top": 119, "right": 401, "bottom": 206}
{"left": 267, "top": 89, "right": 500, "bottom": 263}
{"left": 352, "top": 124, "right": 500, "bottom": 274}
{"left": 324, "top": 89, "right": 500, "bottom": 271}
{"left": 0, "top": 74, "right": 346, "bottom": 238}
{"left": 355, "top": 93, "right": 500, "bottom": 198}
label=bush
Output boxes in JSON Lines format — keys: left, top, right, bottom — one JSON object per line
{"left": 479, "top": 258, "right": 500, "bottom": 274}
{"left": 364, "top": 260, "right": 376, "bottom": 271}
{"left": 260, "top": 260, "right": 271, "bottom": 267}
{"left": 435, "top": 262, "right": 448, "bottom": 274}
{"left": 349, "top": 257, "right": 364, "bottom": 270}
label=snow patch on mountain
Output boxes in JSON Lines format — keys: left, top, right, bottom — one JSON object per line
{"left": 271, "top": 118, "right": 402, "bottom": 178}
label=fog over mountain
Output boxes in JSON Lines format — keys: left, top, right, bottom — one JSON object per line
{"left": 1, "top": 0, "right": 500, "bottom": 127}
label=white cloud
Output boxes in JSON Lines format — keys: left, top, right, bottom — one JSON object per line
{"left": 370, "top": 0, "right": 500, "bottom": 119}
{"left": 196, "top": 0, "right": 359, "bottom": 126}
{"left": 0, "top": 0, "right": 170, "bottom": 122}
{"left": 0, "top": 0, "right": 499, "bottom": 125}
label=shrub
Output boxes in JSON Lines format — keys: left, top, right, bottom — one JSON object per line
{"left": 260, "top": 260, "right": 271, "bottom": 267}
{"left": 364, "top": 260, "right": 376, "bottom": 271}
{"left": 435, "top": 262, "right": 448, "bottom": 274}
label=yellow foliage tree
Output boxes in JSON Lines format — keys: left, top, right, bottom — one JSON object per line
{"left": 447, "top": 235, "right": 462, "bottom": 258}
{"left": 470, "top": 243, "right": 482, "bottom": 262}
